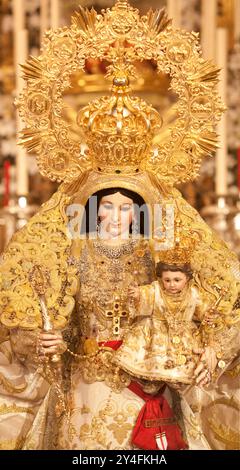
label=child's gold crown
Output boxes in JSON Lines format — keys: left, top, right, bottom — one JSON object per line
{"left": 158, "top": 219, "right": 196, "bottom": 265}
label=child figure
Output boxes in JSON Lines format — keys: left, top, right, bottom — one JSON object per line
{"left": 114, "top": 259, "right": 208, "bottom": 385}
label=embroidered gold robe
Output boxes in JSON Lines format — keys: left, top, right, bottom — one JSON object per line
{"left": 0, "top": 186, "right": 239, "bottom": 450}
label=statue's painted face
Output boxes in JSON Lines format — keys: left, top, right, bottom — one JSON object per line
{"left": 161, "top": 270, "right": 188, "bottom": 294}
{"left": 98, "top": 192, "right": 134, "bottom": 239}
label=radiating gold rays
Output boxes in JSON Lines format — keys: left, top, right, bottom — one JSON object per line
{"left": 146, "top": 8, "right": 171, "bottom": 36}
{"left": 189, "top": 61, "right": 221, "bottom": 84}
{"left": 192, "top": 131, "right": 219, "bottom": 156}
{"left": 72, "top": 6, "right": 98, "bottom": 34}
{"left": 20, "top": 56, "right": 44, "bottom": 81}
{"left": 19, "top": 129, "right": 42, "bottom": 152}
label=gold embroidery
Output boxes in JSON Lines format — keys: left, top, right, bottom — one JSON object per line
{"left": 107, "top": 421, "right": 133, "bottom": 445}
{"left": 184, "top": 413, "right": 204, "bottom": 441}
{"left": 0, "top": 437, "right": 25, "bottom": 450}
{"left": 72, "top": 396, "right": 141, "bottom": 450}
{"left": 71, "top": 351, "right": 131, "bottom": 392}
{"left": 208, "top": 416, "right": 240, "bottom": 450}
{"left": 68, "top": 421, "right": 78, "bottom": 443}
{"left": 225, "top": 364, "right": 240, "bottom": 378}
{"left": 80, "top": 419, "right": 109, "bottom": 449}
{"left": 76, "top": 238, "right": 154, "bottom": 343}
{"left": 0, "top": 344, "right": 12, "bottom": 364}
{"left": 80, "top": 405, "right": 91, "bottom": 415}
{"left": 205, "top": 397, "right": 239, "bottom": 412}
{"left": 97, "top": 398, "right": 140, "bottom": 447}
{"left": 0, "top": 403, "right": 34, "bottom": 415}
{"left": 0, "top": 373, "right": 28, "bottom": 394}
{"left": 0, "top": 191, "right": 77, "bottom": 330}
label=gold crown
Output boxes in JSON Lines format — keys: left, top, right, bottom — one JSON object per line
{"left": 157, "top": 219, "right": 196, "bottom": 265}
{"left": 77, "top": 70, "right": 162, "bottom": 173}
{"left": 17, "top": 0, "right": 224, "bottom": 184}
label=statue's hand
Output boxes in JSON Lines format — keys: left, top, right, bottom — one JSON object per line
{"left": 128, "top": 285, "right": 140, "bottom": 303}
{"left": 170, "top": 382, "right": 189, "bottom": 394}
{"left": 37, "top": 331, "right": 67, "bottom": 360}
{"left": 193, "top": 346, "right": 218, "bottom": 387}
{"left": 202, "top": 309, "right": 219, "bottom": 327}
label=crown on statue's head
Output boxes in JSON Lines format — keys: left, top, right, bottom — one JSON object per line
{"left": 158, "top": 219, "right": 196, "bottom": 266}
{"left": 77, "top": 68, "right": 162, "bottom": 174}
{"left": 17, "top": 0, "right": 224, "bottom": 184}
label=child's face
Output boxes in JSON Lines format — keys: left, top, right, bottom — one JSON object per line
{"left": 161, "top": 270, "right": 188, "bottom": 294}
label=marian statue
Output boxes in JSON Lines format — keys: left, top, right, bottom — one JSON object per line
{"left": 0, "top": 1, "right": 239, "bottom": 450}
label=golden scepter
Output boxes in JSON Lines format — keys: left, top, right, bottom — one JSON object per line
{"left": 201, "top": 285, "right": 229, "bottom": 335}
{"left": 29, "top": 265, "right": 65, "bottom": 416}
{"left": 29, "top": 264, "right": 60, "bottom": 362}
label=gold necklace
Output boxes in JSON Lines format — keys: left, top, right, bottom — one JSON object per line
{"left": 159, "top": 284, "right": 196, "bottom": 367}
{"left": 92, "top": 239, "right": 138, "bottom": 259}
{"left": 160, "top": 283, "right": 191, "bottom": 319}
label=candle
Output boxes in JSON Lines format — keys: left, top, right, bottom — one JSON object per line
{"left": 15, "top": 29, "right": 28, "bottom": 96}
{"left": 3, "top": 160, "right": 10, "bottom": 207}
{"left": 216, "top": 28, "right": 228, "bottom": 196}
{"left": 40, "top": 0, "right": 49, "bottom": 41}
{"left": 12, "top": 0, "right": 24, "bottom": 35}
{"left": 237, "top": 148, "right": 240, "bottom": 193}
{"left": 235, "top": 0, "right": 240, "bottom": 41}
{"left": 13, "top": 0, "right": 29, "bottom": 197}
{"left": 16, "top": 29, "right": 29, "bottom": 196}
{"left": 167, "top": 0, "right": 181, "bottom": 28}
{"left": 201, "top": 0, "right": 217, "bottom": 59}
{"left": 51, "top": 0, "right": 60, "bottom": 29}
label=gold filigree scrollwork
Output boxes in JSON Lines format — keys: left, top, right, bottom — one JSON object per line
{"left": 16, "top": 0, "right": 224, "bottom": 185}
{"left": 0, "top": 191, "right": 79, "bottom": 330}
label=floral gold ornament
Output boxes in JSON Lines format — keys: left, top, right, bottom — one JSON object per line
{"left": 0, "top": 191, "right": 79, "bottom": 330}
{"left": 16, "top": 0, "right": 225, "bottom": 185}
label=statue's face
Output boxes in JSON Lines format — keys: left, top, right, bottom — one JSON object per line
{"left": 98, "top": 192, "right": 134, "bottom": 239}
{"left": 161, "top": 270, "right": 188, "bottom": 294}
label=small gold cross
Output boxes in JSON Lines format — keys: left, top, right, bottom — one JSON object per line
{"left": 105, "top": 294, "right": 128, "bottom": 336}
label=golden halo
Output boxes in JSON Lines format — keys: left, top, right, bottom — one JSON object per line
{"left": 16, "top": 0, "right": 224, "bottom": 185}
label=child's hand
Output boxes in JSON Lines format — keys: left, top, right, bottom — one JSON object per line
{"left": 202, "top": 309, "right": 219, "bottom": 327}
{"left": 128, "top": 285, "right": 140, "bottom": 303}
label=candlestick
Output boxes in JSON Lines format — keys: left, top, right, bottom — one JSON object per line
{"left": 216, "top": 28, "right": 228, "bottom": 196}
{"left": 201, "top": 0, "right": 217, "bottom": 59}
